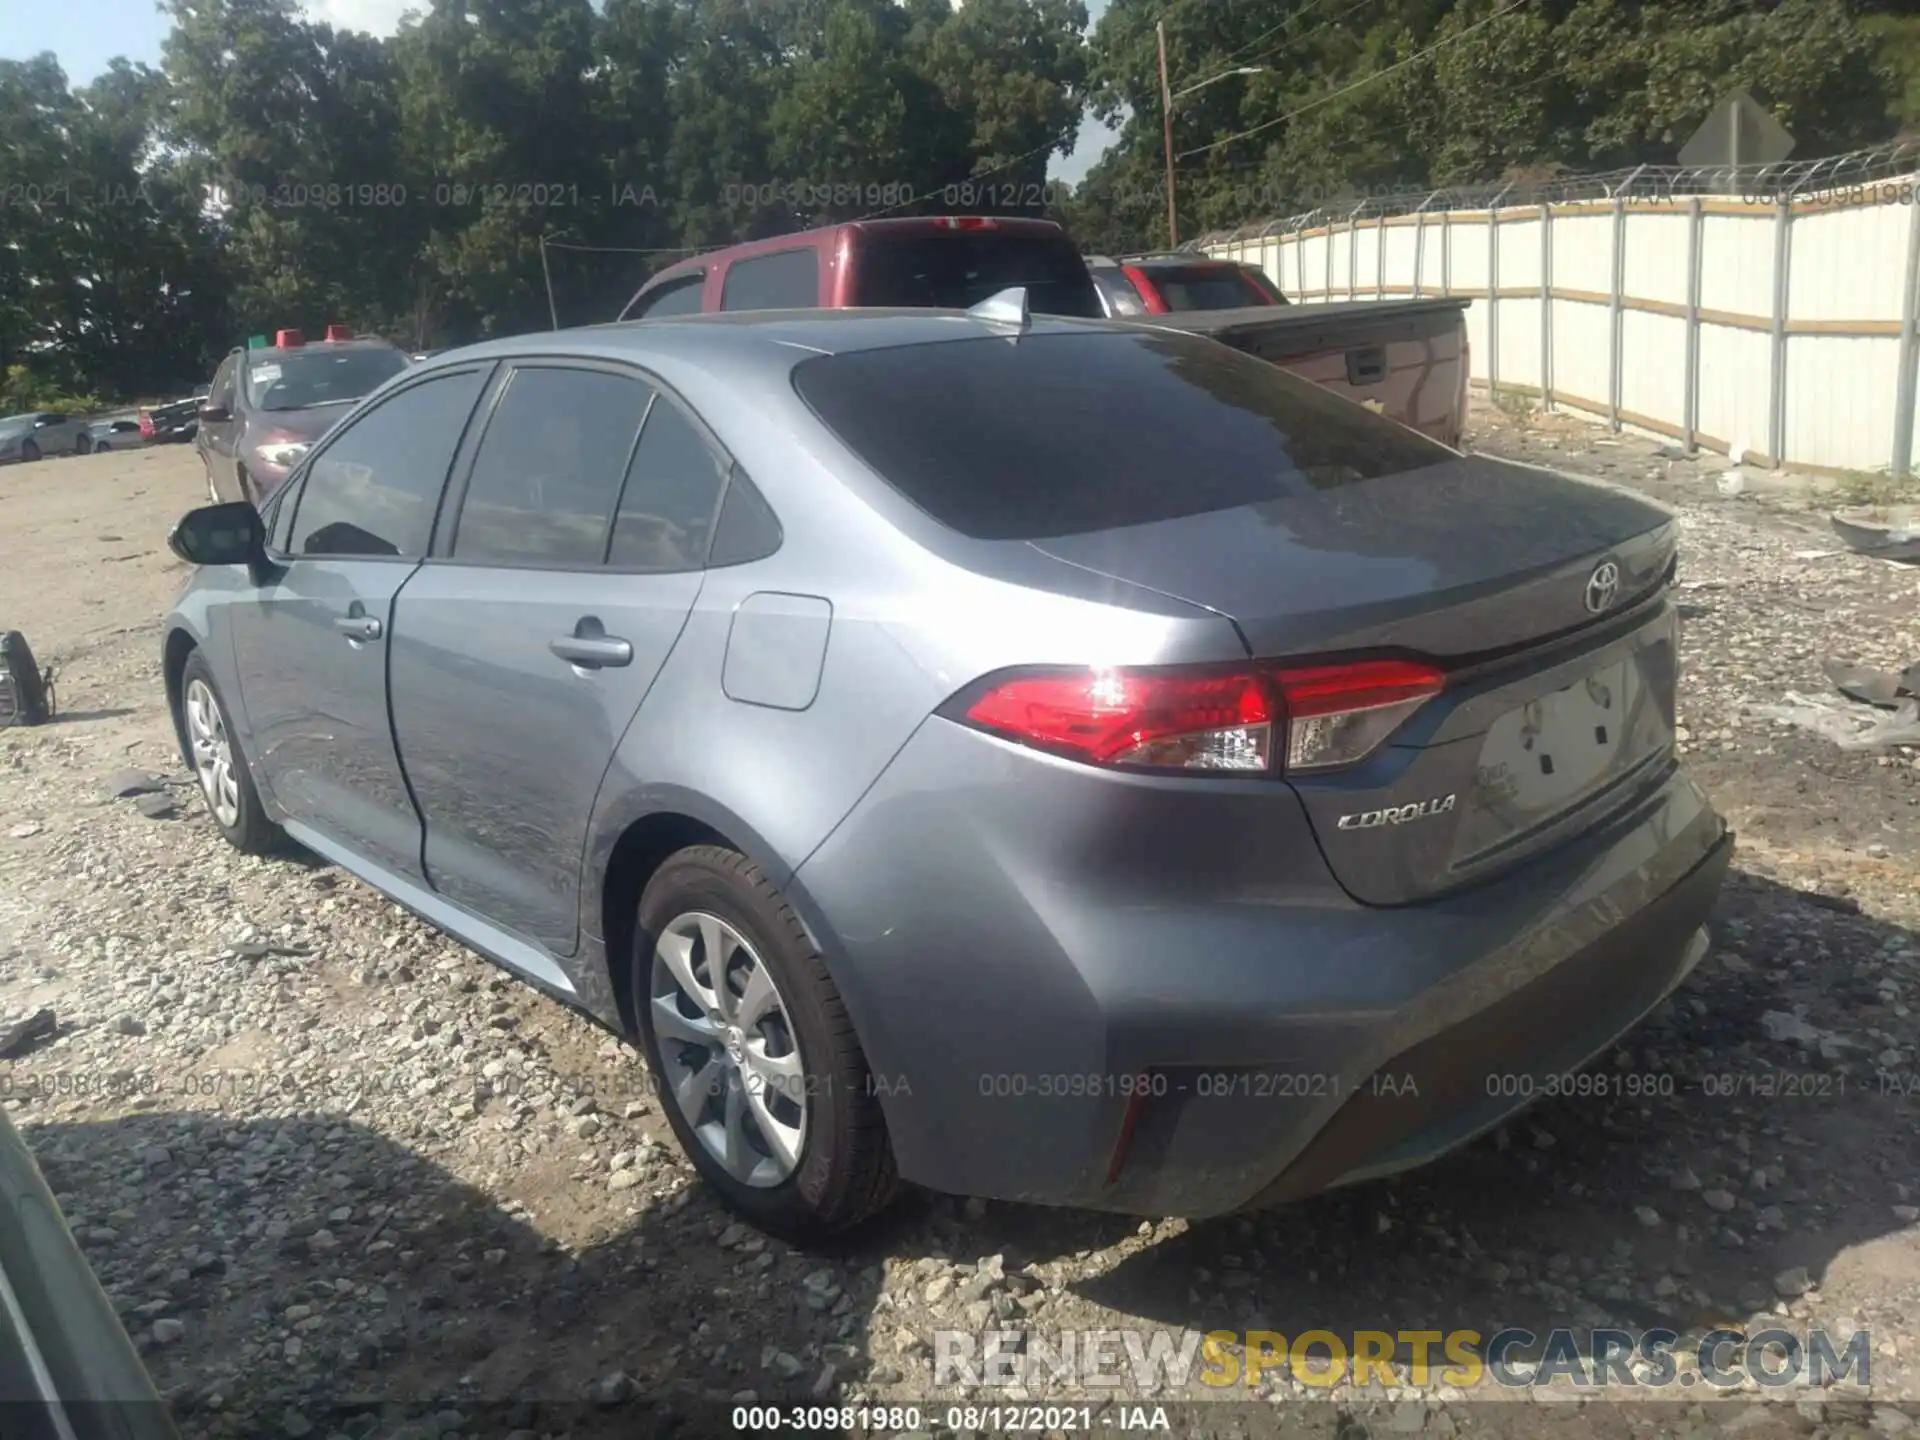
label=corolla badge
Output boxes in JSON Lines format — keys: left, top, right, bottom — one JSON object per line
{"left": 1336, "top": 794, "right": 1458, "bottom": 830}
{"left": 1585, "top": 559, "right": 1622, "bottom": 614}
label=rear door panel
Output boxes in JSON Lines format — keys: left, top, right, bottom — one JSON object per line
{"left": 387, "top": 363, "right": 723, "bottom": 957}
{"left": 390, "top": 566, "right": 701, "bottom": 952}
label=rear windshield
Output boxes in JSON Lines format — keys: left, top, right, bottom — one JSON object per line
{"left": 246, "top": 347, "right": 409, "bottom": 412}
{"left": 1147, "top": 265, "right": 1272, "bottom": 311}
{"left": 850, "top": 231, "right": 1103, "bottom": 319}
{"left": 792, "top": 330, "right": 1451, "bottom": 540}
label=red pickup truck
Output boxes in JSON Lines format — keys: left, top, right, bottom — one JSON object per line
{"left": 617, "top": 216, "right": 1469, "bottom": 448}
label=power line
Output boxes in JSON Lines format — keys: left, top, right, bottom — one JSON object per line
{"left": 1177, "top": 0, "right": 1532, "bottom": 161}
{"left": 1210, "top": 0, "right": 1358, "bottom": 71}
{"left": 540, "top": 240, "right": 702, "bottom": 254}
{"left": 1221, "top": 0, "right": 1378, "bottom": 73}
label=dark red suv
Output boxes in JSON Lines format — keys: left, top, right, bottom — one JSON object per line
{"left": 618, "top": 216, "right": 1105, "bottom": 321}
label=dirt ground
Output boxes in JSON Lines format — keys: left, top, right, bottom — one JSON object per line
{"left": 0, "top": 407, "right": 1917, "bottom": 1440}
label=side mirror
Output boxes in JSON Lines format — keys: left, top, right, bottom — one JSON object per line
{"left": 198, "top": 403, "right": 230, "bottom": 423}
{"left": 168, "top": 502, "right": 267, "bottom": 569}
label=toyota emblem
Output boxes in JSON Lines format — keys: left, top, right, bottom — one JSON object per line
{"left": 1584, "top": 560, "right": 1621, "bottom": 614}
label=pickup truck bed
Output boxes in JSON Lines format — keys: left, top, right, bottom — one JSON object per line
{"left": 1138, "top": 296, "right": 1471, "bottom": 449}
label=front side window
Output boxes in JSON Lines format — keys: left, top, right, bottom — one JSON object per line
{"left": 450, "top": 367, "right": 654, "bottom": 567}
{"left": 208, "top": 356, "right": 238, "bottom": 408}
{"left": 289, "top": 370, "right": 488, "bottom": 559}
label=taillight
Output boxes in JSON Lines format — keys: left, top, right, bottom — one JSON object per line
{"left": 1120, "top": 265, "right": 1167, "bottom": 314}
{"left": 1272, "top": 660, "right": 1444, "bottom": 773}
{"left": 956, "top": 666, "right": 1274, "bottom": 772}
{"left": 936, "top": 216, "right": 999, "bottom": 230}
{"left": 948, "top": 659, "right": 1445, "bottom": 775}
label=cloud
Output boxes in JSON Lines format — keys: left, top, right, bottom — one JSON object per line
{"left": 299, "top": 0, "right": 421, "bottom": 36}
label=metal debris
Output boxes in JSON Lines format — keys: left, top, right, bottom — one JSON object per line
{"left": 1749, "top": 692, "right": 1920, "bottom": 750}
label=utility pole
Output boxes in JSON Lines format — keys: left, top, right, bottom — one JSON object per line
{"left": 1157, "top": 19, "right": 1178, "bottom": 248}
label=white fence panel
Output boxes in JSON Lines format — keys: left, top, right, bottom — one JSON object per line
{"left": 1204, "top": 176, "right": 1920, "bottom": 477}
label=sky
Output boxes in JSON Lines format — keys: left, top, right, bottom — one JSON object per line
{"left": 0, "top": 0, "right": 1121, "bottom": 181}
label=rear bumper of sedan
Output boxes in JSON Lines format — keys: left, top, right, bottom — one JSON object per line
{"left": 793, "top": 718, "right": 1730, "bottom": 1218}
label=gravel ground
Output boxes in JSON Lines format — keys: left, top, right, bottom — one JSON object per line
{"left": 0, "top": 406, "right": 1917, "bottom": 1440}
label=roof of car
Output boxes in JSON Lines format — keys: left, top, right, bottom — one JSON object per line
{"left": 635, "top": 216, "right": 1078, "bottom": 292}
{"left": 417, "top": 307, "right": 1130, "bottom": 371}
{"left": 239, "top": 337, "right": 402, "bottom": 363}
{"left": 1087, "top": 253, "right": 1245, "bottom": 269}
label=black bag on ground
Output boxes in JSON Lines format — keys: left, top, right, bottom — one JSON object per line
{"left": 0, "top": 631, "right": 54, "bottom": 727}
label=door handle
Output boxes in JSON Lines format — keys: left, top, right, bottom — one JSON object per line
{"left": 550, "top": 635, "right": 633, "bottom": 669}
{"left": 334, "top": 613, "right": 383, "bottom": 642}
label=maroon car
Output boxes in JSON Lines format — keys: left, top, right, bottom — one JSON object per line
{"left": 195, "top": 326, "right": 410, "bottom": 507}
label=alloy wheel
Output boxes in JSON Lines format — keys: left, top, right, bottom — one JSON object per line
{"left": 184, "top": 678, "right": 241, "bottom": 828}
{"left": 650, "top": 911, "right": 809, "bottom": 1188}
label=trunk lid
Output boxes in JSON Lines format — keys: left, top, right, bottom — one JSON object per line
{"left": 1031, "top": 455, "right": 1681, "bottom": 903}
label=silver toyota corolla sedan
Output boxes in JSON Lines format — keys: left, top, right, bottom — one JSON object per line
{"left": 160, "top": 298, "right": 1731, "bottom": 1239}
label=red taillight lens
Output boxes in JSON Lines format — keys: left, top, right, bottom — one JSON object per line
{"left": 960, "top": 666, "right": 1275, "bottom": 772}
{"left": 1120, "top": 265, "right": 1167, "bottom": 314}
{"left": 951, "top": 658, "right": 1445, "bottom": 776}
{"left": 138, "top": 412, "right": 154, "bottom": 437}
{"left": 937, "top": 216, "right": 999, "bottom": 230}
{"left": 1271, "top": 659, "right": 1445, "bottom": 773}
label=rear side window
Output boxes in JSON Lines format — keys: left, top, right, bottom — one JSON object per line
{"left": 851, "top": 232, "right": 1103, "bottom": 319}
{"left": 628, "top": 273, "right": 706, "bottom": 320}
{"left": 608, "top": 397, "right": 729, "bottom": 571}
{"left": 791, "top": 330, "right": 1451, "bottom": 541}
{"left": 1146, "top": 266, "right": 1271, "bottom": 311}
{"left": 291, "top": 370, "right": 488, "bottom": 558}
{"left": 708, "top": 470, "right": 782, "bottom": 567}
{"left": 452, "top": 367, "right": 653, "bottom": 567}
{"left": 720, "top": 250, "right": 819, "bottom": 311}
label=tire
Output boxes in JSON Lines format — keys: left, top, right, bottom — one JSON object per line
{"left": 633, "top": 845, "right": 898, "bottom": 1241}
{"left": 74, "top": 434, "right": 91, "bottom": 455}
{"left": 178, "top": 650, "right": 284, "bottom": 855}
{"left": 95, "top": 441, "right": 111, "bottom": 453}
{"left": 20, "top": 439, "right": 38, "bottom": 463}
